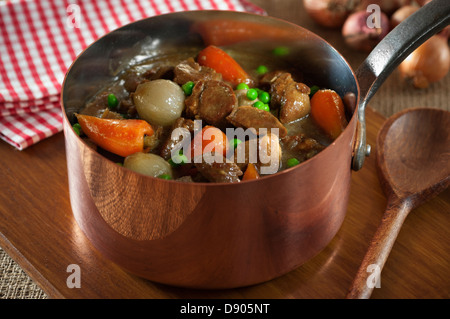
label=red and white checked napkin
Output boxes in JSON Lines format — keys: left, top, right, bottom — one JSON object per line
{"left": 0, "top": 0, "right": 264, "bottom": 150}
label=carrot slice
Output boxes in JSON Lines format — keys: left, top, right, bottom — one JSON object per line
{"left": 191, "top": 19, "right": 300, "bottom": 46}
{"left": 310, "top": 89, "right": 348, "bottom": 140}
{"left": 190, "top": 125, "right": 229, "bottom": 158}
{"left": 242, "top": 163, "right": 260, "bottom": 181}
{"left": 75, "top": 114, "right": 153, "bottom": 157}
{"left": 197, "top": 45, "right": 251, "bottom": 87}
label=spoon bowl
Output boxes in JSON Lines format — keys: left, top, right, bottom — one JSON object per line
{"left": 347, "top": 107, "right": 450, "bottom": 299}
{"left": 379, "top": 108, "right": 450, "bottom": 203}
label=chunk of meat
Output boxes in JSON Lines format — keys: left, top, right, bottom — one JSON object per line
{"left": 259, "top": 70, "right": 285, "bottom": 90}
{"left": 119, "top": 96, "right": 137, "bottom": 118}
{"left": 235, "top": 88, "right": 258, "bottom": 107}
{"left": 232, "top": 139, "right": 253, "bottom": 170}
{"left": 173, "top": 57, "right": 222, "bottom": 85}
{"left": 144, "top": 125, "right": 165, "bottom": 152}
{"left": 81, "top": 91, "right": 110, "bottom": 117}
{"left": 281, "top": 133, "right": 325, "bottom": 162}
{"left": 100, "top": 108, "right": 124, "bottom": 120}
{"left": 185, "top": 80, "right": 237, "bottom": 128}
{"left": 226, "top": 106, "right": 287, "bottom": 137}
{"left": 123, "top": 70, "right": 145, "bottom": 93}
{"left": 282, "top": 133, "right": 324, "bottom": 152}
{"left": 82, "top": 90, "right": 137, "bottom": 118}
{"left": 176, "top": 175, "right": 194, "bottom": 183}
{"left": 279, "top": 88, "right": 311, "bottom": 124}
{"left": 231, "top": 133, "right": 282, "bottom": 175}
{"left": 159, "top": 117, "right": 195, "bottom": 160}
{"left": 122, "top": 66, "right": 174, "bottom": 92}
{"left": 142, "top": 65, "right": 174, "bottom": 82}
{"left": 194, "top": 153, "right": 243, "bottom": 183}
{"left": 263, "top": 72, "right": 311, "bottom": 124}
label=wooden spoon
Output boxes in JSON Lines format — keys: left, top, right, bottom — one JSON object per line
{"left": 346, "top": 107, "right": 450, "bottom": 299}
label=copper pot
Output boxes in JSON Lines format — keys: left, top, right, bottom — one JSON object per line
{"left": 61, "top": 2, "right": 449, "bottom": 289}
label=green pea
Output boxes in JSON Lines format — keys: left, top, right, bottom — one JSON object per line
{"left": 168, "top": 153, "right": 188, "bottom": 167}
{"left": 287, "top": 158, "right": 300, "bottom": 167}
{"left": 309, "top": 85, "right": 320, "bottom": 97}
{"left": 256, "top": 65, "right": 268, "bottom": 75}
{"left": 260, "top": 104, "right": 270, "bottom": 112}
{"left": 107, "top": 93, "right": 118, "bottom": 109}
{"left": 246, "top": 88, "right": 258, "bottom": 100}
{"left": 253, "top": 101, "right": 264, "bottom": 109}
{"left": 258, "top": 91, "right": 270, "bottom": 104}
{"left": 168, "top": 158, "right": 177, "bottom": 167}
{"left": 236, "top": 83, "right": 249, "bottom": 90}
{"left": 182, "top": 81, "right": 195, "bottom": 95}
{"left": 72, "top": 123, "right": 81, "bottom": 136}
{"left": 231, "top": 138, "right": 242, "bottom": 149}
{"left": 158, "top": 174, "right": 172, "bottom": 180}
{"left": 253, "top": 101, "right": 270, "bottom": 112}
{"left": 272, "top": 46, "right": 289, "bottom": 56}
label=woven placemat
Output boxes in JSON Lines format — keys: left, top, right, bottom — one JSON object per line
{"left": 0, "top": 247, "right": 47, "bottom": 299}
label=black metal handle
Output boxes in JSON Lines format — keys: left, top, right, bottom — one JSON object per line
{"left": 352, "top": 0, "right": 450, "bottom": 171}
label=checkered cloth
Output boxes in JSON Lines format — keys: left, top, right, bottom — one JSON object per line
{"left": 0, "top": 0, "right": 264, "bottom": 150}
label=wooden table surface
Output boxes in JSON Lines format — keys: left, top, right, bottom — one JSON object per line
{"left": 0, "top": 0, "right": 449, "bottom": 299}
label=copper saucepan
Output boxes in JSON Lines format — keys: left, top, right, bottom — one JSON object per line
{"left": 61, "top": 1, "right": 449, "bottom": 289}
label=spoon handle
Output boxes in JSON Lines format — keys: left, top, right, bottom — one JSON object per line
{"left": 346, "top": 198, "right": 413, "bottom": 299}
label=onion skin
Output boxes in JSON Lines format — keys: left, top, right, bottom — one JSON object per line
{"left": 342, "top": 10, "right": 390, "bottom": 52}
{"left": 303, "top": 0, "right": 357, "bottom": 28}
{"left": 398, "top": 35, "right": 450, "bottom": 89}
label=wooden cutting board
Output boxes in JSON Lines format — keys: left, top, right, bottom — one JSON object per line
{"left": 0, "top": 107, "right": 449, "bottom": 299}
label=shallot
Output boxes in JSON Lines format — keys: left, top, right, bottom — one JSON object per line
{"left": 398, "top": 35, "right": 450, "bottom": 89}
{"left": 133, "top": 79, "right": 185, "bottom": 127}
{"left": 303, "top": 0, "right": 357, "bottom": 28}
{"left": 356, "top": 0, "right": 412, "bottom": 15}
{"left": 342, "top": 10, "right": 389, "bottom": 52}
{"left": 415, "top": 0, "right": 429, "bottom": 6}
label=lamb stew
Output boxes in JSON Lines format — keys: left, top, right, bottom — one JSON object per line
{"left": 73, "top": 45, "right": 348, "bottom": 183}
